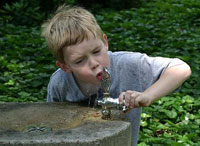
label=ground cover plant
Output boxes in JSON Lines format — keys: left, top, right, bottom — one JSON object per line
{"left": 0, "top": 0, "right": 199, "bottom": 145}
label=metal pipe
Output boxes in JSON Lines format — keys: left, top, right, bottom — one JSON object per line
{"left": 97, "top": 97, "right": 128, "bottom": 112}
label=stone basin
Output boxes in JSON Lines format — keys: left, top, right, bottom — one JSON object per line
{"left": 0, "top": 102, "right": 131, "bottom": 146}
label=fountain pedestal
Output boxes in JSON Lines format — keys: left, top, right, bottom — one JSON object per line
{"left": 0, "top": 102, "right": 131, "bottom": 146}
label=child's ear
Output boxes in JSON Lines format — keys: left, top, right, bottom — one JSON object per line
{"left": 56, "top": 61, "right": 72, "bottom": 74}
{"left": 103, "top": 34, "right": 109, "bottom": 50}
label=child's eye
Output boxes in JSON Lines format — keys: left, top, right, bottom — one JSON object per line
{"left": 75, "top": 59, "right": 83, "bottom": 64}
{"left": 93, "top": 49, "right": 100, "bottom": 54}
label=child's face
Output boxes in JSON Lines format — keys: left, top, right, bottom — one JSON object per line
{"left": 59, "top": 33, "right": 110, "bottom": 85}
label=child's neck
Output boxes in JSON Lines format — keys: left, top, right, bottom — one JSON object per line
{"left": 78, "top": 81, "right": 101, "bottom": 97}
{"left": 72, "top": 73, "right": 101, "bottom": 97}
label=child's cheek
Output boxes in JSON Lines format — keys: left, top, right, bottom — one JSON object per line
{"left": 78, "top": 67, "right": 92, "bottom": 78}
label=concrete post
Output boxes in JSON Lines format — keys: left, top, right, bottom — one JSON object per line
{"left": 0, "top": 103, "right": 131, "bottom": 146}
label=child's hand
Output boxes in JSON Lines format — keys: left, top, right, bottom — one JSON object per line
{"left": 119, "top": 90, "right": 152, "bottom": 109}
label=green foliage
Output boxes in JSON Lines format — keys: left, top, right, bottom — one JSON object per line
{"left": 0, "top": 23, "right": 57, "bottom": 102}
{"left": 0, "top": 0, "right": 141, "bottom": 27}
{"left": 1, "top": 0, "right": 45, "bottom": 26}
{"left": 139, "top": 94, "right": 200, "bottom": 145}
{"left": 75, "top": 0, "right": 141, "bottom": 11}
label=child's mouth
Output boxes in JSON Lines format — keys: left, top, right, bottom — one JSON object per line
{"left": 96, "top": 72, "right": 104, "bottom": 81}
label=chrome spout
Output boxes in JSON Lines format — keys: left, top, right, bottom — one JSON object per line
{"left": 97, "top": 97, "right": 128, "bottom": 113}
{"left": 101, "top": 67, "right": 111, "bottom": 93}
{"left": 98, "top": 67, "right": 128, "bottom": 119}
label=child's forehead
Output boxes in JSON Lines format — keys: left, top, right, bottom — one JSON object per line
{"left": 68, "top": 36, "right": 102, "bottom": 51}
{"left": 67, "top": 32, "right": 102, "bottom": 48}
{"left": 63, "top": 38, "right": 103, "bottom": 62}
{"left": 68, "top": 30, "right": 99, "bottom": 45}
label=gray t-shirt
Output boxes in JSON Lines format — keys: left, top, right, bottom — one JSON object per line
{"left": 47, "top": 51, "right": 184, "bottom": 146}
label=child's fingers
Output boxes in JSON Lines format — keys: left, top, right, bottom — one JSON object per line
{"left": 119, "top": 91, "right": 142, "bottom": 108}
{"left": 118, "top": 92, "right": 126, "bottom": 104}
{"left": 130, "top": 92, "right": 140, "bottom": 108}
{"left": 124, "top": 92, "right": 131, "bottom": 107}
{"left": 129, "top": 97, "right": 134, "bottom": 108}
{"left": 119, "top": 91, "right": 131, "bottom": 106}
{"left": 133, "top": 97, "right": 140, "bottom": 108}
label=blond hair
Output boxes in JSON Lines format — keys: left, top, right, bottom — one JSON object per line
{"left": 41, "top": 5, "right": 105, "bottom": 63}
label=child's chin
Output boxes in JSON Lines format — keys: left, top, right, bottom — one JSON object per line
{"left": 84, "top": 79, "right": 100, "bottom": 85}
{"left": 93, "top": 79, "right": 102, "bottom": 85}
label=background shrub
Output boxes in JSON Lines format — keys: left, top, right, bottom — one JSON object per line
{"left": 0, "top": 0, "right": 143, "bottom": 27}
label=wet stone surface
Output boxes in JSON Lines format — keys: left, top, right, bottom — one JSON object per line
{"left": 0, "top": 102, "right": 131, "bottom": 146}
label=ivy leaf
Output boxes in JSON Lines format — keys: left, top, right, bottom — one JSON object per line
{"left": 164, "top": 109, "right": 177, "bottom": 119}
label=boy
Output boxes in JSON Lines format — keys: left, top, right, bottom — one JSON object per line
{"left": 41, "top": 5, "right": 191, "bottom": 146}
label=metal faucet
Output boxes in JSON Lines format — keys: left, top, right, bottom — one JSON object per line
{"left": 97, "top": 67, "right": 128, "bottom": 119}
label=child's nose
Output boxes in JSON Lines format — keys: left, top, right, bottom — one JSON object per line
{"left": 89, "top": 57, "right": 99, "bottom": 69}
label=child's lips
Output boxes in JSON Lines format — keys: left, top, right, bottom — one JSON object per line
{"left": 96, "top": 72, "right": 104, "bottom": 81}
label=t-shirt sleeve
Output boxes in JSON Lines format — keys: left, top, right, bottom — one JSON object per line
{"left": 47, "top": 81, "right": 60, "bottom": 102}
{"left": 46, "top": 69, "right": 68, "bottom": 102}
{"left": 139, "top": 53, "right": 185, "bottom": 90}
{"left": 47, "top": 77, "right": 61, "bottom": 102}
